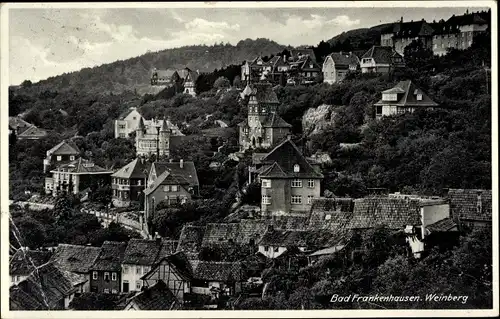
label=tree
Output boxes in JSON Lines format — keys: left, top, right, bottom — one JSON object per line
{"left": 21, "top": 80, "right": 33, "bottom": 88}
{"left": 213, "top": 76, "right": 230, "bottom": 90}
{"left": 233, "top": 75, "right": 241, "bottom": 88}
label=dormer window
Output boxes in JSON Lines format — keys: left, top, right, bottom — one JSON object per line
{"left": 383, "top": 93, "right": 398, "bottom": 101}
{"left": 293, "top": 164, "right": 300, "bottom": 172}
{"left": 416, "top": 94, "right": 422, "bottom": 101}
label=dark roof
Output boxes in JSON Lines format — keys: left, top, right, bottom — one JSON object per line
{"left": 348, "top": 197, "right": 422, "bottom": 229}
{"left": 51, "top": 158, "right": 113, "bottom": 174}
{"left": 259, "top": 228, "right": 310, "bottom": 247}
{"left": 10, "top": 285, "right": 46, "bottom": 310}
{"left": 261, "top": 112, "right": 292, "bottom": 128}
{"left": 176, "top": 225, "right": 205, "bottom": 258}
{"left": 448, "top": 189, "right": 492, "bottom": 222}
{"left": 91, "top": 241, "right": 127, "bottom": 271}
{"left": 250, "top": 82, "right": 280, "bottom": 104}
{"left": 192, "top": 261, "right": 245, "bottom": 282}
{"left": 447, "top": 12, "right": 487, "bottom": 26}
{"left": 427, "top": 218, "right": 458, "bottom": 233}
{"left": 144, "top": 252, "right": 193, "bottom": 281}
{"left": 291, "top": 48, "right": 317, "bottom": 62}
{"left": 144, "top": 169, "right": 191, "bottom": 195}
{"left": 308, "top": 198, "right": 354, "bottom": 230}
{"left": 151, "top": 161, "right": 199, "bottom": 187}
{"left": 155, "top": 239, "right": 179, "bottom": 262}
{"left": 202, "top": 223, "right": 240, "bottom": 246}
{"left": 259, "top": 138, "right": 323, "bottom": 179}
{"left": 237, "top": 219, "right": 270, "bottom": 244}
{"left": 126, "top": 280, "right": 179, "bottom": 310}
{"left": 152, "top": 68, "right": 178, "bottom": 79}
{"left": 111, "top": 158, "right": 152, "bottom": 179}
{"left": 326, "top": 52, "right": 360, "bottom": 68}
{"left": 49, "top": 244, "right": 101, "bottom": 273}
{"left": 47, "top": 140, "right": 80, "bottom": 156}
{"left": 374, "top": 80, "right": 439, "bottom": 107}
{"left": 123, "top": 239, "right": 162, "bottom": 266}
{"left": 361, "top": 46, "right": 403, "bottom": 64}
{"left": 392, "top": 20, "right": 435, "bottom": 38}
{"left": 8, "top": 117, "right": 33, "bottom": 134}
{"left": 10, "top": 250, "right": 52, "bottom": 276}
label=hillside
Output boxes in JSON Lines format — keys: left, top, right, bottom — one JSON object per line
{"left": 20, "top": 38, "right": 286, "bottom": 95}
{"left": 327, "top": 22, "right": 393, "bottom": 51}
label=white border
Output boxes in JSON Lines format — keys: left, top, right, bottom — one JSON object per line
{"left": 1, "top": 1, "right": 498, "bottom": 318}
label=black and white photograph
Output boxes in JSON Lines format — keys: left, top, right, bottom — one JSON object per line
{"left": 1, "top": 1, "right": 497, "bottom": 317}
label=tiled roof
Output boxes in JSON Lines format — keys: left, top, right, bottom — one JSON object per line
{"left": 8, "top": 117, "right": 33, "bottom": 134}
{"left": 261, "top": 112, "right": 292, "bottom": 128}
{"left": 291, "top": 48, "right": 317, "bottom": 62}
{"left": 426, "top": 218, "right": 458, "bottom": 233}
{"left": 111, "top": 158, "right": 152, "bottom": 179}
{"left": 326, "top": 52, "right": 360, "bottom": 68}
{"left": 250, "top": 82, "right": 280, "bottom": 104}
{"left": 51, "top": 158, "right": 112, "bottom": 174}
{"left": 447, "top": 13, "right": 487, "bottom": 26}
{"left": 192, "top": 261, "right": 245, "bottom": 282}
{"left": 152, "top": 161, "right": 199, "bottom": 187}
{"left": 375, "top": 80, "right": 439, "bottom": 107}
{"left": 144, "top": 170, "right": 191, "bottom": 195}
{"left": 142, "top": 251, "right": 193, "bottom": 282}
{"left": 392, "top": 20, "right": 435, "bottom": 38}
{"left": 10, "top": 285, "right": 46, "bottom": 310}
{"left": 237, "top": 219, "right": 270, "bottom": 244}
{"left": 47, "top": 140, "right": 80, "bottom": 156}
{"left": 123, "top": 239, "right": 162, "bottom": 266}
{"left": 152, "top": 69, "right": 178, "bottom": 80}
{"left": 259, "top": 229, "right": 310, "bottom": 247}
{"left": 201, "top": 223, "right": 240, "bottom": 246}
{"left": 17, "top": 125, "right": 48, "bottom": 138}
{"left": 10, "top": 250, "right": 52, "bottom": 276}
{"left": 49, "top": 244, "right": 101, "bottom": 273}
{"left": 448, "top": 189, "right": 492, "bottom": 222}
{"left": 176, "top": 225, "right": 205, "bottom": 258}
{"left": 348, "top": 197, "right": 422, "bottom": 229}
{"left": 117, "top": 106, "right": 142, "bottom": 120}
{"left": 91, "top": 241, "right": 127, "bottom": 271}
{"left": 308, "top": 198, "right": 354, "bottom": 230}
{"left": 126, "top": 280, "right": 179, "bottom": 310}
{"left": 361, "top": 46, "right": 403, "bottom": 64}
{"left": 155, "top": 239, "right": 179, "bottom": 262}
{"left": 259, "top": 138, "right": 323, "bottom": 179}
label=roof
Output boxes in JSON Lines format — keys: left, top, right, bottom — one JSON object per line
{"left": 291, "top": 48, "right": 317, "bottom": 62}
{"left": 49, "top": 244, "right": 101, "bottom": 273}
{"left": 236, "top": 219, "right": 270, "bottom": 244}
{"left": 123, "top": 239, "right": 162, "bottom": 266}
{"left": 10, "top": 285, "right": 45, "bottom": 310}
{"left": 447, "top": 12, "right": 487, "bottom": 26}
{"left": 259, "top": 228, "right": 310, "bottom": 247}
{"left": 155, "top": 239, "right": 179, "bottom": 262}
{"left": 51, "top": 158, "right": 112, "bottom": 174}
{"left": 111, "top": 158, "right": 152, "bottom": 179}
{"left": 309, "top": 245, "right": 346, "bottom": 257}
{"left": 361, "top": 46, "right": 403, "bottom": 64}
{"left": 142, "top": 251, "right": 193, "bottom": 282}
{"left": 192, "top": 261, "right": 245, "bottom": 282}
{"left": 17, "top": 125, "right": 48, "bottom": 138}
{"left": 252, "top": 153, "right": 268, "bottom": 165}
{"left": 392, "top": 20, "right": 435, "bottom": 38}
{"left": 348, "top": 197, "right": 422, "bottom": 229}
{"left": 8, "top": 116, "right": 33, "bottom": 134}
{"left": 91, "top": 241, "right": 127, "bottom": 271}
{"left": 326, "top": 52, "right": 360, "bottom": 68}
{"left": 202, "top": 223, "right": 240, "bottom": 246}
{"left": 426, "top": 218, "right": 458, "bottom": 233}
{"left": 151, "top": 161, "right": 199, "bottom": 187}
{"left": 375, "top": 80, "right": 439, "bottom": 107}
{"left": 126, "top": 280, "right": 178, "bottom": 310}
{"left": 448, "top": 189, "right": 492, "bottom": 222}
{"left": 10, "top": 250, "right": 52, "bottom": 276}
{"left": 259, "top": 138, "right": 323, "bottom": 179}
{"left": 261, "top": 112, "right": 292, "bottom": 128}
{"left": 176, "top": 225, "right": 205, "bottom": 258}
{"left": 144, "top": 169, "right": 190, "bottom": 195}
{"left": 117, "top": 106, "right": 142, "bottom": 120}
{"left": 47, "top": 140, "right": 80, "bottom": 156}
{"left": 308, "top": 198, "right": 355, "bottom": 230}
{"left": 250, "top": 82, "right": 280, "bottom": 104}
{"left": 152, "top": 68, "right": 178, "bottom": 79}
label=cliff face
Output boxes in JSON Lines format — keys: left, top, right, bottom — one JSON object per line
{"left": 302, "top": 104, "right": 337, "bottom": 137}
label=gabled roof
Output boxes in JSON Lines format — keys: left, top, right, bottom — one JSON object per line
{"left": 151, "top": 161, "right": 199, "bottom": 187}
{"left": 236, "top": 219, "right": 270, "bottom": 244}
{"left": 49, "top": 244, "right": 101, "bottom": 273}
{"left": 47, "top": 140, "right": 80, "bottom": 156}
{"left": 10, "top": 285, "right": 46, "bottom": 310}
{"left": 447, "top": 12, "right": 487, "bottom": 26}
{"left": 259, "top": 138, "right": 323, "bottom": 179}
{"left": 17, "top": 125, "right": 48, "bottom": 138}
{"left": 8, "top": 116, "right": 33, "bottom": 134}
{"left": 51, "top": 158, "right": 112, "bottom": 174}
{"left": 111, "top": 158, "right": 152, "bottom": 179}
{"left": 325, "top": 52, "right": 360, "bottom": 68}
{"left": 152, "top": 69, "right": 178, "bottom": 79}
{"left": 251, "top": 82, "right": 280, "bottom": 104}
{"left": 290, "top": 48, "right": 317, "bottom": 62}
{"left": 261, "top": 112, "right": 292, "bottom": 128}
{"left": 201, "top": 223, "right": 240, "bottom": 246}
{"left": 426, "top": 218, "right": 458, "bottom": 233}
{"left": 91, "top": 241, "right": 127, "bottom": 271}
{"left": 374, "top": 80, "right": 439, "bottom": 107}
{"left": 392, "top": 20, "right": 435, "bottom": 38}
{"left": 308, "top": 197, "right": 354, "bottom": 230}
{"left": 361, "top": 46, "right": 402, "bottom": 64}
{"left": 117, "top": 106, "right": 142, "bottom": 120}
{"left": 126, "top": 280, "right": 179, "bottom": 310}
{"left": 144, "top": 170, "right": 190, "bottom": 195}
{"left": 192, "top": 261, "right": 245, "bottom": 282}
{"left": 176, "top": 225, "right": 205, "bottom": 258}
{"left": 10, "top": 250, "right": 52, "bottom": 276}
{"left": 259, "top": 228, "right": 310, "bottom": 247}
{"left": 448, "top": 189, "right": 492, "bottom": 222}
{"left": 144, "top": 251, "right": 193, "bottom": 281}
{"left": 123, "top": 239, "right": 162, "bottom": 266}
{"left": 155, "top": 239, "right": 179, "bottom": 262}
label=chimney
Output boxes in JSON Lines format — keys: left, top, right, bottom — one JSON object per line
{"left": 169, "top": 158, "right": 173, "bottom": 163}
{"left": 180, "top": 159, "right": 184, "bottom": 168}
{"left": 400, "top": 16, "right": 403, "bottom": 23}
{"left": 340, "top": 51, "right": 343, "bottom": 55}
{"left": 477, "top": 192, "right": 482, "bottom": 214}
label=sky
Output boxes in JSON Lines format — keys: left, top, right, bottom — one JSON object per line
{"left": 7, "top": 5, "right": 490, "bottom": 85}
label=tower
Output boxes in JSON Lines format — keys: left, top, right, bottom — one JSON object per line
{"left": 135, "top": 117, "right": 146, "bottom": 153}
{"left": 159, "top": 117, "right": 170, "bottom": 158}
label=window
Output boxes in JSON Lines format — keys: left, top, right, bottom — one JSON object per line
{"left": 104, "top": 272, "right": 110, "bottom": 281}
{"left": 291, "top": 195, "right": 302, "bottom": 204}
{"left": 416, "top": 94, "right": 422, "bottom": 101}
{"left": 171, "top": 185, "right": 178, "bottom": 192}
{"left": 274, "top": 247, "right": 279, "bottom": 252}
{"left": 119, "top": 133, "right": 126, "bottom": 138}
{"left": 308, "top": 180, "right": 315, "bottom": 188}
{"left": 104, "top": 289, "right": 110, "bottom": 294}
{"left": 262, "top": 195, "right": 271, "bottom": 205}
{"left": 137, "top": 180, "right": 141, "bottom": 186}
{"left": 261, "top": 179, "right": 271, "bottom": 188}
{"left": 136, "top": 281, "right": 142, "bottom": 290}
{"left": 382, "top": 93, "right": 398, "bottom": 101}
{"left": 307, "top": 195, "right": 314, "bottom": 204}
{"left": 291, "top": 179, "right": 302, "bottom": 188}
{"left": 92, "top": 272, "right": 98, "bottom": 280}
{"left": 112, "top": 273, "right": 117, "bottom": 281}
{"left": 136, "top": 266, "right": 141, "bottom": 274}
{"left": 57, "top": 156, "right": 62, "bottom": 161}
{"left": 111, "top": 289, "right": 118, "bottom": 294}
{"left": 70, "top": 155, "right": 75, "bottom": 161}
{"left": 376, "top": 105, "right": 383, "bottom": 115}
{"left": 325, "top": 214, "right": 332, "bottom": 220}
{"left": 264, "top": 246, "right": 269, "bottom": 252}
{"left": 181, "top": 197, "right": 187, "bottom": 204}
{"left": 123, "top": 266, "right": 128, "bottom": 274}
{"left": 119, "top": 124, "right": 126, "bottom": 129}
{"left": 293, "top": 164, "right": 300, "bottom": 173}
{"left": 163, "top": 185, "right": 170, "bottom": 192}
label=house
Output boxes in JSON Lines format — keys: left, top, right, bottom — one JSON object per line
{"left": 124, "top": 280, "right": 180, "bottom": 310}
{"left": 268, "top": 55, "right": 290, "bottom": 81}
{"left": 290, "top": 48, "right": 317, "bottom": 62}
{"left": 135, "top": 117, "right": 170, "bottom": 158}
{"left": 237, "top": 82, "right": 292, "bottom": 151}
{"left": 111, "top": 158, "right": 152, "bottom": 208}
{"left": 10, "top": 262, "right": 83, "bottom": 310}
{"left": 9, "top": 249, "right": 52, "bottom": 286}
{"left": 114, "top": 107, "right": 183, "bottom": 140}
{"left": 9, "top": 116, "right": 48, "bottom": 140}
{"left": 255, "top": 137, "right": 324, "bottom": 217}
{"left": 144, "top": 160, "right": 200, "bottom": 220}
{"left": 89, "top": 241, "right": 127, "bottom": 294}
{"left": 360, "top": 46, "right": 405, "bottom": 74}
{"left": 201, "top": 223, "right": 240, "bottom": 248}
{"left": 43, "top": 140, "right": 80, "bottom": 173}
{"left": 289, "top": 54, "right": 321, "bottom": 84}
{"left": 447, "top": 189, "right": 492, "bottom": 229}
{"left": 49, "top": 244, "right": 101, "bottom": 293}
{"left": 151, "top": 68, "right": 181, "bottom": 86}
{"left": 141, "top": 252, "right": 193, "bottom": 304}
{"left": 190, "top": 260, "right": 246, "bottom": 298}
{"left": 257, "top": 226, "right": 310, "bottom": 259}
{"left": 241, "top": 56, "right": 270, "bottom": 83}
{"left": 44, "top": 158, "right": 113, "bottom": 197}
{"left": 183, "top": 68, "right": 200, "bottom": 97}
{"left": 380, "top": 18, "right": 435, "bottom": 56}
{"left": 373, "top": 80, "right": 439, "bottom": 118}
{"left": 307, "top": 197, "right": 355, "bottom": 230}
{"left": 322, "top": 52, "right": 359, "bottom": 84}
{"left": 121, "top": 238, "right": 162, "bottom": 293}
{"left": 176, "top": 225, "right": 206, "bottom": 259}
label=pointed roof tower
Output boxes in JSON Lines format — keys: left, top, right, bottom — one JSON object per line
{"left": 160, "top": 117, "right": 169, "bottom": 132}
{"left": 137, "top": 117, "right": 145, "bottom": 131}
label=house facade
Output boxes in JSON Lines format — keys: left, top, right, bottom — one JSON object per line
{"left": 257, "top": 227, "right": 309, "bottom": 259}
{"left": 190, "top": 260, "right": 245, "bottom": 298}
{"left": 256, "top": 137, "right": 323, "bottom": 217}
{"left": 45, "top": 158, "right": 113, "bottom": 197}
{"left": 238, "top": 82, "right": 292, "bottom": 152}
{"left": 9, "top": 116, "right": 47, "bottom": 141}
{"left": 360, "top": 46, "right": 405, "bottom": 74}
{"left": 89, "top": 241, "right": 127, "bottom": 294}
{"left": 43, "top": 140, "right": 80, "bottom": 173}
{"left": 183, "top": 69, "right": 200, "bottom": 97}
{"left": 123, "top": 280, "right": 180, "bottom": 310}
{"left": 135, "top": 117, "right": 171, "bottom": 158}
{"left": 111, "top": 158, "right": 152, "bottom": 208}
{"left": 447, "top": 189, "right": 492, "bottom": 229}
{"left": 373, "top": 80, "right": 439, "bottom": 118}
{"left": 322, "top": 52, "right": 360, "bottom": 84}
{"left": 380, "top": 18, "right": 435, "bottom": 56}
{"left": 121, "top": 239, "right": 161, "bottom": 293}
{"left": 115, "top": 107, "right": 183, "bottom": 140}
{"left": 10, "top": 249, "right": 52, "bottom": 287}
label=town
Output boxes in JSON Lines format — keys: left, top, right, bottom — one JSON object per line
{"left": 8, "top": 8, "right": 493, "bottom": 311}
